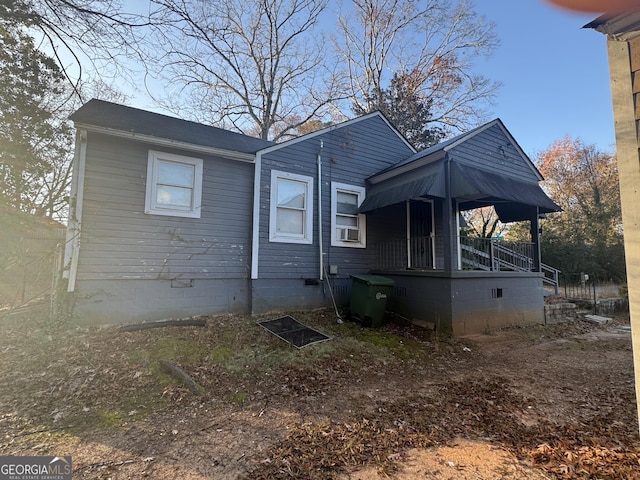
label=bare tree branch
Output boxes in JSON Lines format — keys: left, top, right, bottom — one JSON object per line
{"left": 1, "top": 0, "right": 155, "bottom": 100}
{"left": 335, "top": 0, "right": 500, "bottom": 135}
{"left": 145, "top": 0, "right": 345, "bottom": 140}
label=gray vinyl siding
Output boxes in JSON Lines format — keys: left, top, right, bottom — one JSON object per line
{"left": 74, "top": 278, "right": 249, "bottom": 324}
{"left": 448, "top": 123, "right": 540, "bottom": 182}
{"left": 77, "top": 132, "right": 254, "bottom": 282}
{"left": 257, "top": 115, "right": 414, "bottom": 281}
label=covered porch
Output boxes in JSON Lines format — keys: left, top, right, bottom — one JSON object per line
{"left": 372, "top": 233, "right": 560, "bottom": 292}
{"left": 360, "top": 119, "right": 561, "bottom": 335}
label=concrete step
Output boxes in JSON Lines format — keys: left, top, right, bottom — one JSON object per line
{"left": 584, "top": 314, "right": 612, "bottom": 325}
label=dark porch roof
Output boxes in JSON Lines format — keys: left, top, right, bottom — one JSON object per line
{"left": 451, "top": 163, "right": 560, "bottom": 213}
{"left": 359, "top": 161, "right": 443, "bottom": 212}
{"left": 359, "top": 119, "right": 561, "bottom": 221}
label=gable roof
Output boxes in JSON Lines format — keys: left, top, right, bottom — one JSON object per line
{"left": 359, "top": 118, "right": 561, "bottom": 221}
{"left": 256, "top": 110, "right": 415, "bottom": 155}
{"left": 70, "top": 99, "right": 273, "bottom": 158}
{"left": 369, "top": 118, "right": 541, "bottom": 183}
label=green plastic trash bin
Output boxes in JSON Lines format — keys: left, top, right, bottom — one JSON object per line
{"left": 350, "top": 274, "right": 394, "bottom": 327}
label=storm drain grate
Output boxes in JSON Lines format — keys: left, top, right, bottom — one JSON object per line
{"left": 258, "top": 315, "right": 331, "bottom": 349}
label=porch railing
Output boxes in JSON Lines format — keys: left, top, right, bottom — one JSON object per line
{"left": 460, "top": 237, "right": 534, "bottom": 272}
{"left": 542, "top": 264, "right": 561, "bottom": 295}
{"left": 374, "top": 236, "right": 434, "bottom": 270}
{"left": 460, "top": 237, "right": 559, "bottom": 294}
{"left": 373, "top": 236, "right": 560, "bottom": 294}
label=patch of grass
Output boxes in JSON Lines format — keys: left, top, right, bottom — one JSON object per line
{"left": 73, "top": 393, "right": 165, "bottom": 432}
{"left": 121, "top": 336, "right": 217, "bottom": 413}
{"left": 228, "top": 390, "right": 249, "bottom": 404}
{"left": 73, "top": 313, "right": 437, "bottom": 422}
{"left": 148, "top": 362, "right": 180, "bottom": 388}
{"left": 94, "top": 409, "right": 124, "bottom": 428}
{"left": 335, "top": 322, "right": 426, "bottom": 361}
{"left": 210, "top": 346, "right": 235, "bottom": 364}
{"left": 128, "top": 336, "right": 209, "bottom": 366}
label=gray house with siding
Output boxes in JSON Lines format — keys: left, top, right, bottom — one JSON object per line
{"left": 64, "top": 99, "right": 560, "bottom": 335}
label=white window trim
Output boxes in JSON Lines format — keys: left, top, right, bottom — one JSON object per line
{"left": 145, "top": 150, "right": 203, "bottom": 218}
{"left": 331, "top": 182, "right": 366, "bottom": 248}
{"left": 269, "top": 170, "right": 314, "bottom": 244}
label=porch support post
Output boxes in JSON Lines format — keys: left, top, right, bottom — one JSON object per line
{"left": 443, "top": 155, "right": 456, "bottom": 272}
{"left": 529, "top": 208, "right": 541, "bottom": 272}
{"left": 406, "top": 200, "right": 411, "bottom": 269}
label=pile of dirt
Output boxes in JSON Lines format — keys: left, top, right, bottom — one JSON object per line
{"left": 0, "top": 308, "right": 638, "bottom": 479}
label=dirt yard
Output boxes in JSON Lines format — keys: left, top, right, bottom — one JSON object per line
{"left": 0, "top": 306, "right": 638, "bottom": 479}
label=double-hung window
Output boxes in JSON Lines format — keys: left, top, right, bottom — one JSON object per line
{"left": 145, "top": 151, "right": 203, "bottom": 218}
{"left": 269, "top": 170, "right": 313, "bottom": 244}
{"left": 331, "top": 182, "right": 366, "bottom": 248}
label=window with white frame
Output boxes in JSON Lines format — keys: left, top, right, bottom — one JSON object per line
{"left": 269, "top": 170, "right": 314, "bottom": 244}
{"left": 331, "top": 182, "right": 366, "bottom": 248}
{"left": 145, "top": 151, "right": 203, "bottom": 218}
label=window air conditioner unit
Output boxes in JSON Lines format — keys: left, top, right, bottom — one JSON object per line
{"left": 338, "top": 227, "right": 360, "bottom": 242}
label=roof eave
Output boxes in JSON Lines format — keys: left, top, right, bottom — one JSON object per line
{"left": 74, "top": 123, "right": 257, "bottom": 163}
{"left": 368, "top": 150, "right": 446, "bottom": 184}
{"left": 584, "top": 10, "right": 640, "bottom": 40}
{"left": 257, "top": 111, "right": 417, "bottom": 155}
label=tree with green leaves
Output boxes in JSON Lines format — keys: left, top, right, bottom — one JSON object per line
{"left": 0, "top": 20, "right": 73, "bottom": 220}
{"left": 535, "top": 137, "right": 624, "bottom": 281}
{"left": 354, "top": 69, "right": 446, "bottom": 149}
{"left": 0, "top": 0, "right": 147, "bottom": 98}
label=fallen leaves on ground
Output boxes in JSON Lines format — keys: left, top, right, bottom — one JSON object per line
{"left": 0, "top": 310, "right": 638, "bottom": 479}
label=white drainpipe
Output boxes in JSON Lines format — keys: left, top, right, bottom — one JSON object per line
{"left": 64, "top": 129, "right": 87, "bottom": 292}
{"left": 317, "top": 140, "right": 324, "bottom": 280}
{"left": 251, "top": 150, "right": 263, "bottom": 280}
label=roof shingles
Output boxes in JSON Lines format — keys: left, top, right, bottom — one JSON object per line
{"left": 70, "top": 99, "right": 273, "bottom": 155}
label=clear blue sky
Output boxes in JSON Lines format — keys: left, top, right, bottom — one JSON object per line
{"left": 471, "top": 1, "right": 615, "bottom": 157}
{"left": 120, "top": 0, "right": 615, "bottom": 158}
